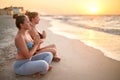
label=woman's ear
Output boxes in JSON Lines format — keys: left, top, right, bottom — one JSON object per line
{"left": 20, "top": 23, "right": 24, "bottom": 29}
{"left": 31, "top": 18, "right": 34, "bottom": 22}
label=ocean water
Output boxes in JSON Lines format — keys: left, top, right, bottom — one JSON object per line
{"left": 45, "top": 15, "right": 120, "bottom": 61}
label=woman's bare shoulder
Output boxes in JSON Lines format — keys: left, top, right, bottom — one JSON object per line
{"left": 15, "top": 34, "right": 22, "bottom": 42}
{"left": 14, "top": 34, "right": 24, "bottom": 48}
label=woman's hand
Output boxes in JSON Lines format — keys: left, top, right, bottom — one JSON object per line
{"left": 39, "top": 39, "right": 44, "bottom": 44}
{"left": 42, "top": 30, "right": 46, "bottom": 39}
{"left": 34, "top": 35, "right": 41, "bottom": 45}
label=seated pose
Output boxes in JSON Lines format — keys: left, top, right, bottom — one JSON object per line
{"left": 13, "top": 15, "right": 53, "bottom": 76}
{"left": 26, "top": 12, "right": 61, "bottom": 62}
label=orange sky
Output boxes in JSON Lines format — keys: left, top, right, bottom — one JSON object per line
{"left": 0, "top": 0, "right": 120, "bottom": 15}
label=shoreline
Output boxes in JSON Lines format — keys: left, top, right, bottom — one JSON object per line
{"left": 0, "top": 15, "right": 120, "bottom": 80}
{"left": 51, "top": 15, "right": 120, "bottom": 35}
{"left": 49, "top": 19, "right": 120, "bottom": 61}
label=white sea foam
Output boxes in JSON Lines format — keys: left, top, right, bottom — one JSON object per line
{"left": 48, "top": 18, "right": 120, "bottom": 61}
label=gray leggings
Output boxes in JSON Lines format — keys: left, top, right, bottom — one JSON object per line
{"left": 13, "top": 52, "right": 53, "bottom": 75}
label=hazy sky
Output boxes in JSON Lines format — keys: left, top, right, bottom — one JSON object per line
{"left": 0, "top": 0, "right": 120, "bottom": 15}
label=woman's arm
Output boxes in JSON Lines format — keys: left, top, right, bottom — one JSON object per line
{"left": 15, "top": 35, "right": 39, "bottom": 59}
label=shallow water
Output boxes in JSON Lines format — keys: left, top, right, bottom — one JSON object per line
{"left": 0, "top": 15, "right": 17, "bottom": 54}
{"left": 47, "top": 16, "right": 120, "bottom": 61}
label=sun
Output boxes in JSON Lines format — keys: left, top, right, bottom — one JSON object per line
{"left": 89, "top": 6, "right": 98, "bottom": 13}
{"left": 86, "top": 3, "right": 99, "bottom": 15}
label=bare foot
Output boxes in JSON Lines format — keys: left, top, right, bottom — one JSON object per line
{"left": 53, "top": 56, "right": 61, "bottom": 62}
{"left": 32, "top": 72, "right": 43, "bottom": 78}
{"left": 48, "top": 65, "right": 52, "bottom": 71}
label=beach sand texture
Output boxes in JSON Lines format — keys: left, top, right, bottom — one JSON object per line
{"left": 0, "top": 15, "right": 120, "bottom": 80}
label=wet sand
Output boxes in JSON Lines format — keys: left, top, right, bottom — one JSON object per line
{"left": 0, "top": 15, "right": 120, "bottom": 80}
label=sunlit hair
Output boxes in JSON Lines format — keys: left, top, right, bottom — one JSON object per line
{"left": 26, "top": 12, "right": 38, "bottom": 21}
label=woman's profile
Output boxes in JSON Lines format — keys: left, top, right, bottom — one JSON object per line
{"left": 13, "top": 15, "right": 53, "bottom": 76}
{"left": 26, "top": 12, "right": 61, "bottom": 62}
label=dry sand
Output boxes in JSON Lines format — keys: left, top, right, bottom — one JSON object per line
{"left": 0, "top": 15, "right": 120, "bottom": 80}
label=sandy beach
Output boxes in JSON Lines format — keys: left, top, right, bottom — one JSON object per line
{"left": 0, "top": 15, "right": 120, "bottom": 80}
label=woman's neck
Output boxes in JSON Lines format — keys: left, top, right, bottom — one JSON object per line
{"left": 18, "top": 29, "right": 27, "bottom": 35}
{"left": 31, "top": 22, "right": 36, "bottom": 27}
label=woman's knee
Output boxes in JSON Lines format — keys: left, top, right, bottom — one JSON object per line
{"left": 42, "top": 48, "right": 56, "bottom": 56}
{"left": 39, "top": 60, "right": 49, "bottom": 74}
{"left": 45, "top": 52, "right": 53, "bottom": 58}
{"left": 46, "top": 48, "right": 57, "bottom": 56}
{"left": 49, "top": 44, "right": 56, "bottom": 49}
{"left": 49, "top": 48, "right": 57, "bottom": 56}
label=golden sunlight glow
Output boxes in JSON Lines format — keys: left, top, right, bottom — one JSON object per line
{"left": 0, "top": 0, "right": 120, "bottom": 15}
{"left": 89, "top": 6, "right": 98, "bottom": 13}
{"left": 87, "top": 3, "right": 99, "bottom": 15}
